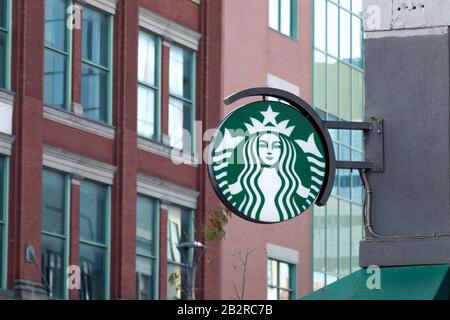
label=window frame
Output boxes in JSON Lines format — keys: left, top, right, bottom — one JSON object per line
{"left": 137, "top": 29, "right": 162, "bottom": 142}
{"left": 267, "top": 258, "right": 297, "bottom": 300}
{"left": 80, "top": 5, "right": 114, "bottom": 125}
{"left": 168, "top": 44, "right": 196, "bottom": 153}
{"left": 79, "top": 180, "right": 111, "bottom": 300}
{"left": 41, "top": 168, "right": 71, "bottom": 299}
{"left": 0, "top": 0, "right": 12, "bottom": 90}
{"left": 44, "top": 0, "right": 73, "bottom": 110}
{"left": 268, "top": 0, "right": 298, "bottom": 39}
{"left": 136, "top": 194, "right": 160, "bottom": 300}
{"left": 0, "top": 156, "right": 9, "bottom": 289}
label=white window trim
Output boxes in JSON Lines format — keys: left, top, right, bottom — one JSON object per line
{"left": 266, "top": 243, "right": 299, "bottom": 265}
{"left": 0, "top": 90, "right": 14, "bottom": 136}
{"left": 76, "top": 0, "right": 117, "bottom": 14}
{"left": 137, "top": 137, "right": 199, "bottom": 168}
{"left": 137, "top": 173, "right": 199, "bottom": 209}
{"left": 43, "top": 144, "right": 116, "bottom": 185}
{"left": 43, "top": 106, "right": 116, "bottom": 140}
{"left": 139, "top": 7, "right": 201, "bottom": 51}
{"left": 0, "top": 133, "right": 14, "bottom": 157}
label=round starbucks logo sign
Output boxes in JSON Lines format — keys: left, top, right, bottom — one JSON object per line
{"left": 208, "top": 100, "right": 329, "bottom": 224}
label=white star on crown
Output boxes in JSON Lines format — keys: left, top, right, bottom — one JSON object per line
{"left": 244, "top": 106, "right": 295, "bottom": 137}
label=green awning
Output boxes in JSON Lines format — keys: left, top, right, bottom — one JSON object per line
{"left": 302, "top": 265, "right": 450, "bottom": 300}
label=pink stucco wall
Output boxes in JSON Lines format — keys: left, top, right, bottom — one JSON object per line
{"left": 220, "top": 0, "right": 313, "bottom": 299}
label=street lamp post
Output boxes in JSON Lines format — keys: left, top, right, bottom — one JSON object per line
{"left": 177, "top": 241, "right": 207, "bottom": 300}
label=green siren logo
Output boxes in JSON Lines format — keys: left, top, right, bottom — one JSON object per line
{"left": 209, "top": 101, "right": 327, "bottom": 224}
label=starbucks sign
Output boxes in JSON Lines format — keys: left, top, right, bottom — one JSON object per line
{"left": 208, "top": 99, "right": 334, "bottom": 224}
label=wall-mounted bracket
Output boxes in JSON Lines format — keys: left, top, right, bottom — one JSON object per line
{"left": 324, "top": 117, "right": 384, "bottom": 172}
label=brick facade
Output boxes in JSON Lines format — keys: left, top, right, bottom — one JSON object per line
{"left": 1, "top": 0, "right": 313, "bottom": 300}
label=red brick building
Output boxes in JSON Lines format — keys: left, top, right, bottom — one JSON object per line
{"left": 0, "top": 0, "right": 314, "bottom": 299}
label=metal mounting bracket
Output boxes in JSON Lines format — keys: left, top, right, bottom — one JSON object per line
{"left": 324, "top": 117, "right": 384, "bottom": 172}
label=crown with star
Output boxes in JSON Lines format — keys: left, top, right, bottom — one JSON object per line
{"left": 244, "top": 106, "right": 295, "bottom": 137}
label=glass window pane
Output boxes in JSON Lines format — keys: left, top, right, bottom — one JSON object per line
{"left": 313, "top": 205, "right": 326, "bottom": 276}
{"left": 138, "top": 31, "right": 156, "bottom": 86}
{"left": 340, "top": 10, "right": 351, "bottom": 61}
{"left": 0, "top": 31, "right": 8, "bottom": 89}
{"left": 0, "top": 157, "right": 4, "bottom": 289}
{"left": 169, "top": 98, "right": 183, "bottom": 150}
{"left": 80, "top": 181, "right": 107, "bottom": 244}
{"left": 42, "top": 170, "right": 66, "bottom": 235}
{"left": 351, "top": 130, "right": 363, "bottom": 151}
{"left": 81, "top": 63, "right": 108, "bottom": 123}
{"left": 267, "top": 287, "right": 277, "bottom": 300}
{"left": 79, "top": 243, "right": 106, "bottom": 300}
{"left": 279, "top": 289, "right": 290, "bottom": 300}
{"left": 339, "top": 63, "right": 352, "bottom": 120}
{"left": 82, "top": 7, "right": 109, "bottom": 67}
{"left": 352, "top": 69, "right": 364, "bottom": 121}
{"left": 314, "top": 50, "right": 326, "bottom": 110}
{"left": 45, "top": 0, "right": 67, "bottom": 51}
{"left": 339, "top": 129, "right": 351, "bottom": 146}
{"left": 41, "top": 234, "right": 65, "bottom": 299}
{"left": 326, "top": 197, "right": 338, "bottom": 278}
{"left": 340, "top": 0, "right": 351, "bottom": 10}
{"left": 351, "top": 170, "right": 363, "bottom": 204}
{"left": 167, "top": 206, "right": 193, "bottom": 264}
{"left": 136, "top": 196, "right": 156, "bottom": 257}
{"left": 169, "top": 98, "right": 193, "bottom": 151}
{"left": 326, "top": 56, "right": 338, "bottom": 115}
{"left": 280, "top": 0, "right": 291, "bottom": 36}
{"left": 136, "top": 256, "right": 154, "bottom": 300}
{"left": 137, "top": 85, "right": 156, "bottom": 139}
{"left": 0, "top": 224, "right": 3, "bottom": 288}
{"left": 327, "top": 2, "right": 338, "bottom": 57}
{"left": 352, "top": 0, "right": 363, "bottom": 15}
{"left": 339, "top": 200, "right": 351, "bottom": 277}
{"left": 279, "top": 262, "right": 290, "bottom": 289}
{"left": 351, "top": 203, "right": 363, "bottom": 272}
{"left": 44, "top": 49, "right": 67, "bottom": 108}
{"left": 169, "top": 46, "right": 193, "bottom": 100}
{"left": 314, "top": 0, "right": 326, "bottom": 51}
{"left": 268, "top": 0, "right": 279, "bottom": 31}
{"left": 167, "top": 263, "right": 183, "bottom": 300}
{"left": 313, "top": 271, "right": 325, "bottom": 291}
{"left": 0, "top": 157, "right": 4, "bottom": 223}
{"left": 352, "top": 16, "right": 363, "bottom": 68}
{"left": 338, "top": 168, "right": 351, "bottom": 199}
{"left": 269, "top": 259, "right": 278, "bottom": 286}
{"left": 0, "top": 0, "right": 6, "bottom": 29}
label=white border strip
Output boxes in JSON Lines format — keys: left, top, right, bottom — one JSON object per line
{"left": 139, "top": 7, "right": 201, "bottom": 51}
{"left": 137, "top": 173, "right": 199, "bottom": 209}
{"left": 43, "top": 144, "right": 116, "bottom": 185}
{"left": 266, "top": 243, "right": 299, "bottom": 265}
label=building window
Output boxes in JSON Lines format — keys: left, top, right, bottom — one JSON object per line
{"left": 44, "top": 0, "right": 71, "bottom": 109}
{"left": 169, "top": 45, "right": 195, "bottom": 152}
{"left": 267, "top": 259, "right": 296, "bottom": 300}
{"left": 136, "top": 195, "right": 159, "bottom": 300}
{"left": 138, "top": 30, "right": 161, "bottom": 141}
{"left": 80, "top": 180, "right": 110, "bottom": 300}
{"left": 268, "top": 0, "right": 298, "bottom": 38}
{"left": 0, "top": 0, "right": 11, "bottom": 90}
{"left": 312, "top": 0, "right": 364, "bottom": 289}
{"left": 167, "top": 205, "right": 194, "bottom": 300}
{"left": 0, "top": 156, "right": 8, "bottom": 289}
{"left": 81, "top": 6, "right": 112, "bottom": 124}
{"left": 41, "top": 169, "right": 70, "bottom": 299}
